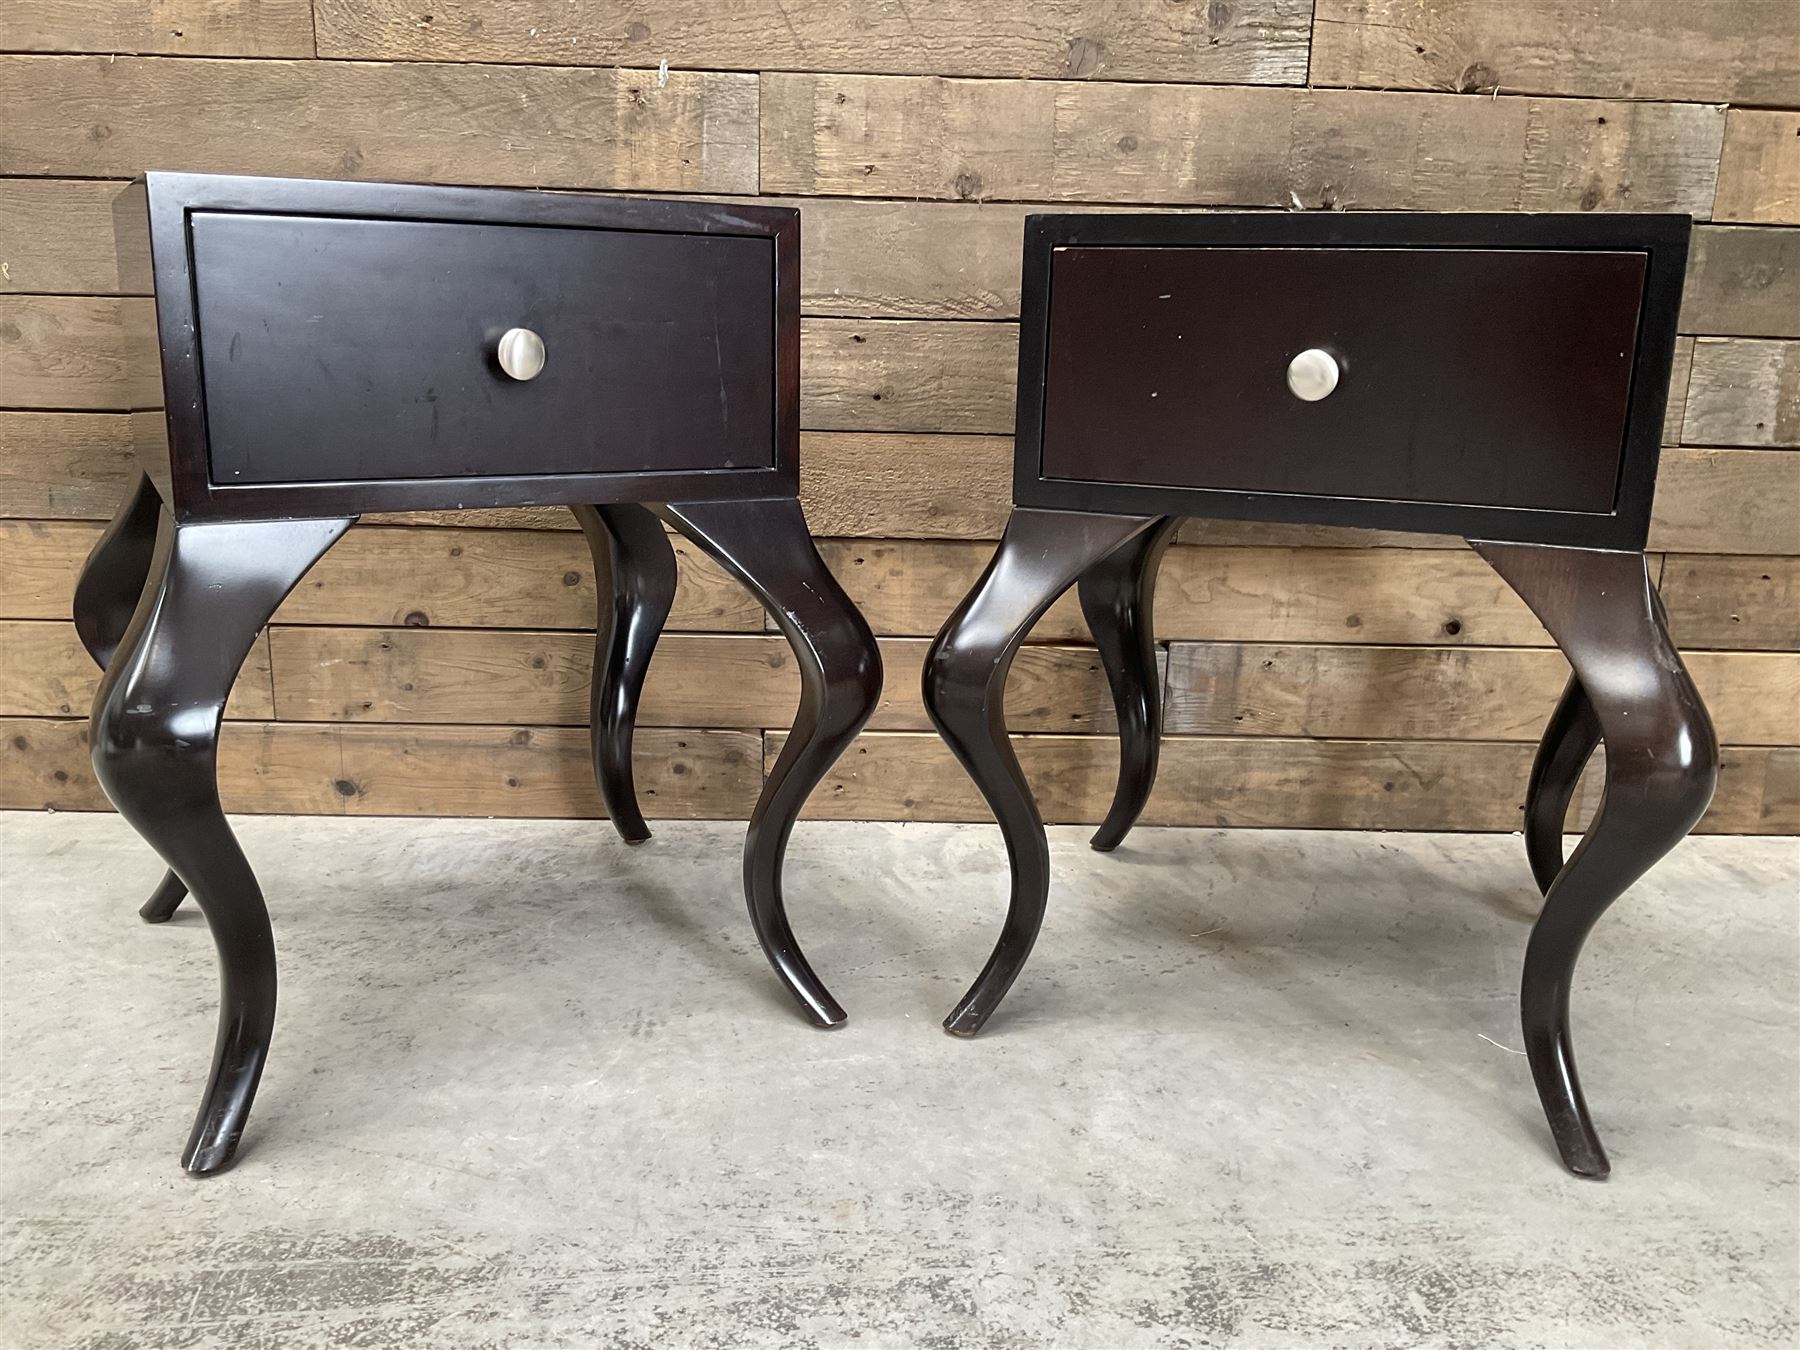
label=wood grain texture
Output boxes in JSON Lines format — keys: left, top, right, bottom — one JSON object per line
{"left": 1713, "top": 110, "right": 1800, "bottom": 225}
{"left": 761, "top": 73, "right": 1724, "bottom": 211}
{"left": 0, "top": 521, "right": 763, "bottom": 630}
{"left": 1682, "top": 339, "right": 1800, "bottom": 447}
{"left": 0, "top": 0, "right": 314, "bottom": 57}
{"left": 1660, "top": 555, "right": 1800, "bottom": 653}
{"left": 278, "top": 525, "right": 763, "bottom": 632}
{"left": 1310, "top": 0, "right": 1800, "bottom": 105}
{"left": 0, "top": 179, "right": 147, "bottom": 295}
{"left": 779, "top": 730, "right": 1795, "bottom": 834}
{"left": 801, "top": 318, "right": 1016, "bottom": 435}
{"left": 0, "top": 718, "right": 761, "bottom": 817}
{"left": 266, "top": 628, "right": 1128, "bottom": 733}
{"left": 1, "top": 16, "right": 1794, "bottom": 836}
{"left": 13, "top": 182, "right": 1794, "bottom": 339}
{"left": 1650, "top": 448, "right": 1800, "bottom": 556}
{"left": 0, "top": 412, "right": 138, "bottom": 518}
{"left": 313, "top": 0, "right": 1311, "bottom": 84}
{"left": 1163, "top": 642, "right": 1797, "bottom": 747}
{"left": 0, "top": 56, "right": 760, "bottom": 194}
{"left": 0, "top": 296, "right": 157, "bottom": 411}
{"left": 0, "top": 620, "right": 273, "bottom": 718}
{"left": 1682, "top": 227, "right": 1800, "bottom": 339}
{"left": 821, "top": 539, "right": 1550, "bottom": 645}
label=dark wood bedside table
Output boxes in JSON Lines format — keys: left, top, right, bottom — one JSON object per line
{"left": 921, "top": 212, "right": 1713, "bottom": 1178}
{"left": 74, "top": 173, "right": 881, "bottom": 1173}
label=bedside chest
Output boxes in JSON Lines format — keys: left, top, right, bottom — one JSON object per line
{"left": 75, "top": 173, "right": 881, "bottom": 1172}
{"left": 920, "top": 212, "right": 1712, "bottom": 1177}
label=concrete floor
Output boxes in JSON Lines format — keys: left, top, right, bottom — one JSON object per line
{"left": 0, "top": 813, "right": 1794, "bottom": 1349}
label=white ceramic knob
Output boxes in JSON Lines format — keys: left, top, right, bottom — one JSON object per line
{"left": 496, "top": 327, "right": 546, "bottom": 381}
{"left": 1286, "top": 348, "right": 1340, "bottom": 402}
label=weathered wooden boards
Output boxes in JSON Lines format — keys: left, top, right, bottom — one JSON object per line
{"left": 0, "top": 57, "right": 761, "bottom": 194}
{"left": 0, "top": 0, "right": 315, "bottom": 58}
{"left": 1310, "top": 0, "right": 1800, "bottom": 105}
{"left": 310, "top": 0, "right": 1313, "bottom": 84}
{"left": 759, "top": 73, "right": 1724, "bottom": 211}
{"left": 0, "top": 7, "right": 1795, "bottom": 833}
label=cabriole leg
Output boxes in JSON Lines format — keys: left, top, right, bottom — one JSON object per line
{"left": 1079, "top": 516, "right": 1182, "bottom": 853}
{"left": 573, "top": 504, "right": 677, "bottom": 844}
{"left": 72, "top": 471, "right": 190, "bottom": 922}
{"left": 1473, "top": 541, "right": 1717, "bottom": 1178}
{"left": 923, "top": 507, "right": 1163, "bottom": 1037}
{"left": 658, "top": 498, "right": 882, "bottom": 1028}
{"left": 91, "top": 512, "right": 351, "bottom": 1172}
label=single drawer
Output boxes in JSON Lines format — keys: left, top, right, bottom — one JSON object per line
{"left": 1039, "top": 245, "right": 1647, "bottom": 514}
{"left": 190, "top": 211, "right": 776, "bottom": 486}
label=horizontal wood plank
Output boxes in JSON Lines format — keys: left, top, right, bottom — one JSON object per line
{"left": 0, "top": 520, "right": 765, "bottom": 631}
{"left": 267, "top": 628, "right": 1128, "bottom": 733}
{"left": 1309, "top": 0, "right": 1800, "bottom": 105}
{"left": 1164, "top": 643, "right": 1798, "bottom": 747}
{"left": 0, "top": 0, "right": 314, "bottom": 57}
{"left": 0, "top": 619, "right": 273, "bottom": 718}
{"left": 801, "top": 318, "right": 1016, "bottom": 435}
{"left": 0, "top": 179, "right": 147, "bottom": 295}
{"left": 14, "top": 183, "right": 1793, "bottom": 348}
{"left": 0, "top": 718, "right": 761, "bottom": 818}
{"left": 1660, "top": 555, "right": 1800, "bottom": 653}
{"left": 761, "top": 73, "right": 1724, "bottom": 211}
{"left": 820, "top": 539, "right": 1550, "bottom": 645}
{"left": 1713, "top": 110, "right": 1800, "bottom": 226}
{"left": 1682, "top": 226, "right": 1800, "bottom": 339}
{"left": 780, "top": 730, "right": 1795, "bottom": 834}
{"left": 0, "top": 412, "right": 137, "bottom": 517}
{"left": 0, "top": 56, "right": 760, "bottom": 194}
{"left": 0, "top": 296, "right": 156, "bottom": 410}
{"left": 313, "top": 0, "right": 1310, "bottom": 84}
{"left": 1682, "top": 339, "right": 1800, "bottom": 447}
{"left": 1649, "top": 448, "right": 1800, "bottom": 556}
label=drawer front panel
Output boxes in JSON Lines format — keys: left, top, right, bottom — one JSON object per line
{"left": 190, "top": 212, "right": 776, "bottom": 486}
{"left": 1039, "top": 246, "right": 1648, "bottom": 514}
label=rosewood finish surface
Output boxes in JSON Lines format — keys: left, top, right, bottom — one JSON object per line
{"left": 926, "top": 211, "right": 1716, "bottom": 1178}
{"left": 77, "top": 172, "right": 881, "bottom": 1174}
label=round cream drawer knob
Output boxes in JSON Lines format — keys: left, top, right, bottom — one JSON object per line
{"left": 1286, "top": 347, "right": 1340, "bottom": 402}
{"left": 496, "top": 327, "right": 547, "bottom": 381}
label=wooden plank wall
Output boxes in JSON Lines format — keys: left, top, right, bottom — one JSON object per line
{"left": 1, "top": 2, "right": 1797, "bottom": 834}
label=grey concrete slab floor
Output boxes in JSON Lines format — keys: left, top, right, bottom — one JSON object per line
{"left": 1, "top": 813, "right": 1795, "bottom": 1348}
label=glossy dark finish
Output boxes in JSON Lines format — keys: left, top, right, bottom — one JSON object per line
{"left": 72, "top": 471, "right": 191, "bottom": 922}
{"left": 658, "top": 497, "right": 884, "bottom": 1028}
{"left": 1014, "top": 213, "right": 1690, "bottom": 551}
{"left": 572, "top": 503, "right": 677, "bottom": 844}
{"left": 73, "top": 470, "right": 163, "bottom": 672}
{"left": 926, "top": 210, "right": 1713, "bottom": 1176}
{"left": 1472, "top": 542, "right": 1717, "bottom": 1178}
{"left": 89, "top": 172, "right": 861, "bottom": 1174}
{"left": 921, "top": 507, "right": 1161, "bottom": 1036}
{"left": 91, "top": 510, "right": 351, "bottom": 1173}
{"left": 1042, "top": 247, "right": 1646, "bottom": 513}
{"left": 1524, "top": 675, "right": 1603, "bottom": 895}
{"left": 126, "top": 172, "right": 800, "bottom": 522}
{"left": 193, "top": 213, "right": 776, "bottom": 485}
{"left": 1079, "top": 517, "right": 1182, "bottom": 852}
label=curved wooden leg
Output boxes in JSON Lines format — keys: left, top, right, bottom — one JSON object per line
{"left": 72, "top": 471, "right": 190, "bottom": 922}
{"left": 1079, "top": 516, "right": 1181, "bottom": 853}
{"left": 572, "top": 503, "right": 677, "bottom": 844}
{"left": 1474, "top": 542, "right": 1717, "bottom": 1178}
{"left": 658, "top": 498, "right": 882, "bottom": 1028}
{"left": 1524, "top": 674, "right": 1601, "bottom": 896}
{"left": 91, "top": 512, "right": 351, "bottom": 1172}
{"left": 923, "top": 507, "right": 1163, "bottom": 1036}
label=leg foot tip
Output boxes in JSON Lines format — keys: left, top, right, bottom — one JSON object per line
{"left": 1088, "top": 835, "right": 1121, "bottom": 853}
{"left": 942, "top": 1007, "right": 992, "bottom": 1038}
{"left": 181, "top": 1137, "right": 243, "bottom": 1176}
